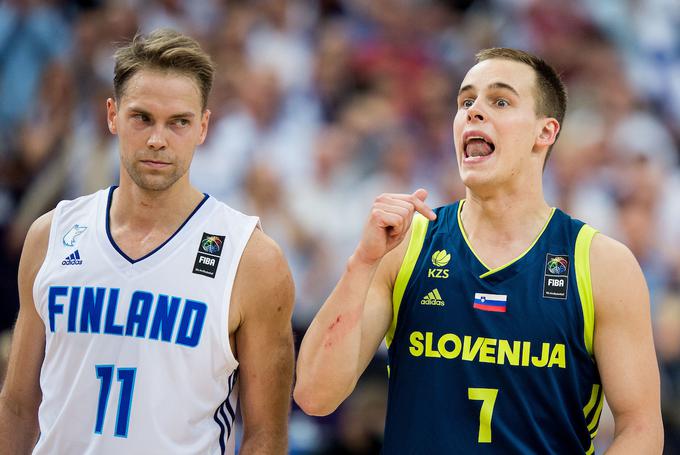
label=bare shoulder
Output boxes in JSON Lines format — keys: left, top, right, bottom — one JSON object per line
{"left": 25, "top": 211, "right": 53, "bottom": 249}
{"left": 589, "top": 232, "right": 648, "bottom": 314}
{"left": 19, "top": 210, "right": 54, "bottom": 285}
{"left": 237, "top": 228, "right": 293, "bottom": 292}
{"left": 590, "top": 233, "right": 644, "bottom": 286}
{"left": 232, "top": 228, "right": 295, "bottom": 323}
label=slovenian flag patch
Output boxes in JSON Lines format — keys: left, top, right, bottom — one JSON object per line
{"left": 473, "top": 293, "right": 507, "bottom": 312}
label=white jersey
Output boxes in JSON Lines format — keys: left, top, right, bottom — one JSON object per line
{"left": 32, "top": 187, "right": 258, "bottom": 455}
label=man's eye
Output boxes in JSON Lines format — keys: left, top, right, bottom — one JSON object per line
{"left": 496, "top": 99, "right": 509, "bottom": 107}
{"left": 174, "top": 119, "right": 190, "bottom": 127}
{"left": 462, "top": 99, "right": 474, "bottom": 108}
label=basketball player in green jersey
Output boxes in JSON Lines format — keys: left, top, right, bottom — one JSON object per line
{"left": 295, "top": 48, "right": 663, "bottom": 453}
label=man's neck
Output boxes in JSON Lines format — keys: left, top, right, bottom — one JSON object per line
{"left": 110, "top": 180, "right": 204, "bottom": 237}
{"left": 460, "top": 188, "right": 552, "bottom": 269}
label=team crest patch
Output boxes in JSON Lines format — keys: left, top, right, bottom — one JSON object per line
{"left": 193, "top": 233, "right": 226, "bottom": 278}
{"left": 427, "top": 249, "right": 451, "bottom": 279}
{"left": 63, "top": 224, "right": 87, "bottom": 247}
{"left": 543, "top": 254, "right": 569, "bottom": 299}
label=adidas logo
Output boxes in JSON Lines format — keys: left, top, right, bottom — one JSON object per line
{"left": 62, "top": 250, "right": 83, "bottom": 266}
{"left": 420, "top": 288, "right": 445, "bottom": 306}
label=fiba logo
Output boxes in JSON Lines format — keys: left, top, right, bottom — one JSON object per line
{"left": 194, "top": 233, "right": 226, "bottom": 278}
{"left": 547, "top": 257, "right": 568, "bottom": 275}
{"left": 543, "top": 254, "right": 569, "bottom": 300}
{"left": 201, "top": 236, "right": 223, "bottom": 255}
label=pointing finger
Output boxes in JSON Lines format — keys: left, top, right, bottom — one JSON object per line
{"left": 413, "top": 188, "right": 428, "bottom": 202}
{"left": 378, "top": 191, "right": 437, "bottom": 221}
{"left": 410, "top": 189, "right": 437, "bottom": 221}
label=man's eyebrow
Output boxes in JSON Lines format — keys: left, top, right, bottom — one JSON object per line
{"left": 127, "top": 106, "right": 152, "bottom": 116}
{"left": 458, "top": 84, "right": 474, "bottom": 97}
{"left": 488, "top": 82, "right": 520, "bottom": 97}
{"left": 168, "top": 112, "right": 196, "bottom": 119}
{"left": 458, "top": 82, "right": 520, "bottom": 97}
{"left": 126, "top": 107, "right": 196, "bottom": 118}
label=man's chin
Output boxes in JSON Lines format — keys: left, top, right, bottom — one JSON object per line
{"left": 130, "top": 174, "right": 180, "bottom": 192}
{"left": 460, "top": 171, "right": 495, "bottom": 192}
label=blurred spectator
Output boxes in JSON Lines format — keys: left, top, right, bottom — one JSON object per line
{"left": 239, "top": 161, "right": 322, "bottom": 327}
{"left": 0, "top": 0, "right": 70, "bottom": 156}
{"left": 316, "top": 375, "right": 387, "bottom": 455}
{"left": 246, "top": 0, "right": 315, "bottom": 93}
{"left": 544, "top": 109, "right": 615, "bottom": 235}
{"left": 136, "top": 0, "right": 224, "bottom": 37}
{"left": 288, "top": 126, "right": 367, "bottom": 325}
{"left": 4, "top": 61, "right": 76, "bottom": 255}
{"left": 313, "top": 20, "right": 358, "bottom": 122}
{"left": 191, "top": 66, "right": 318, "bottom": 202}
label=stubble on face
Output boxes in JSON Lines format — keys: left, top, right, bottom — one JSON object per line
{"left": 122, "top": 153, "right": 183, "bottom": 192}
{"left": 112, "top": 70, "right": 206, "bottom": 193}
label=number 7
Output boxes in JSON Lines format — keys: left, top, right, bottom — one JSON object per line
{"left": 468, "top": 387, "right": 498, "bottom": 443}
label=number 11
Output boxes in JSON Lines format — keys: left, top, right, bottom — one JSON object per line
{"left": 95, "top": 365, "right": 137, "bottom": 437}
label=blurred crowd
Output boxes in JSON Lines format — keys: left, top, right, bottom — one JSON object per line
{"left": 1, "top": 0, "right": 679, "bottom": 453}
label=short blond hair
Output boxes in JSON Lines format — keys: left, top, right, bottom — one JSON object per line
{"left": 113, "top": 29, "right": 215, "bottom": 110}
{"left": 476, "top": 48, "right": 567, "bottom": 161}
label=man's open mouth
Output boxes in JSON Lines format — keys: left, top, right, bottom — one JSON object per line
{"left": 464, "top": 136, "right": 495, "bottom": 158}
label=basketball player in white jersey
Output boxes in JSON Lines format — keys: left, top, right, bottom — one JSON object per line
{"left": 0, "top": 29, "right": 294, "bottom": 454}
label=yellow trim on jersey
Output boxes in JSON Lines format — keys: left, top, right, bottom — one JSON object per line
{"left": 586, "top": 442, "right": 595, "bottom": 455}
{"left": 456, "top": 200, "right": 556, "bottom": 279}
{"left": 587, "top": 390, "right": 605, "bottom": 433}
{"left": 575, "top": 224, "right": 598, "bottom": 356}
{"left": 387, "top": 214, "right": 429, "bottom": 348}
{"left": 583, "top": 384, "right": 600, "bottom": 420}
{"left": 583, "top": 383, "right": 604, "bottom": 449}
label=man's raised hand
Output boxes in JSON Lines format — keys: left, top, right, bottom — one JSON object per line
{"left": 353, "top": 188, "right": 436, "bottom": 266}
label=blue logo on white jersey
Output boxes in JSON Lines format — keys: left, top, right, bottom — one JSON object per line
{"left": 62, "top": 250, "right": 83, "bottom": 265}
{"left": 63, "top": 224, "right": 87, "bottom": 247}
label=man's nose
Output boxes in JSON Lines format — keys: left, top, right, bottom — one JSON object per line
{"left": 147, "top": 124, "right": 167, "bottom": 150}
{"left": 466, "top": 102, "right": 485, "bottom": 122}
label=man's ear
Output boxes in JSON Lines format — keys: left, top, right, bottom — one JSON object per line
{"left": 536, "top": 118, "right": 560, "bottom": 149}
{"left": 197, "top": 109, "right": 211, "bottom": 145}
{"left": 107, "top": 98, "right": 118, "bottom": 134}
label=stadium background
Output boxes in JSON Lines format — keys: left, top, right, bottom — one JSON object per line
{"left": 0, "top": 0, "right": 678, "bottom": 453}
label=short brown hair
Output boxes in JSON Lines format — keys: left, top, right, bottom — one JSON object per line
{"left": 476, "top": 48, "right": 567, "bottom": 161}
{"left": 113, "top": 29, "right": 215, "bottom": 111}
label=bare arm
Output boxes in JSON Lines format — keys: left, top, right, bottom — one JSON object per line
{"left": 0, "top": 212, "right": 52, "bottom": 453}
{"left": 294, "top": 190, "right": 435, "bottom": 416}
{"left": 232, "top": 229, "right": 295, "bottom": 454}
{"left": 590, "top": 234, "right": 664, "bottom": 454}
